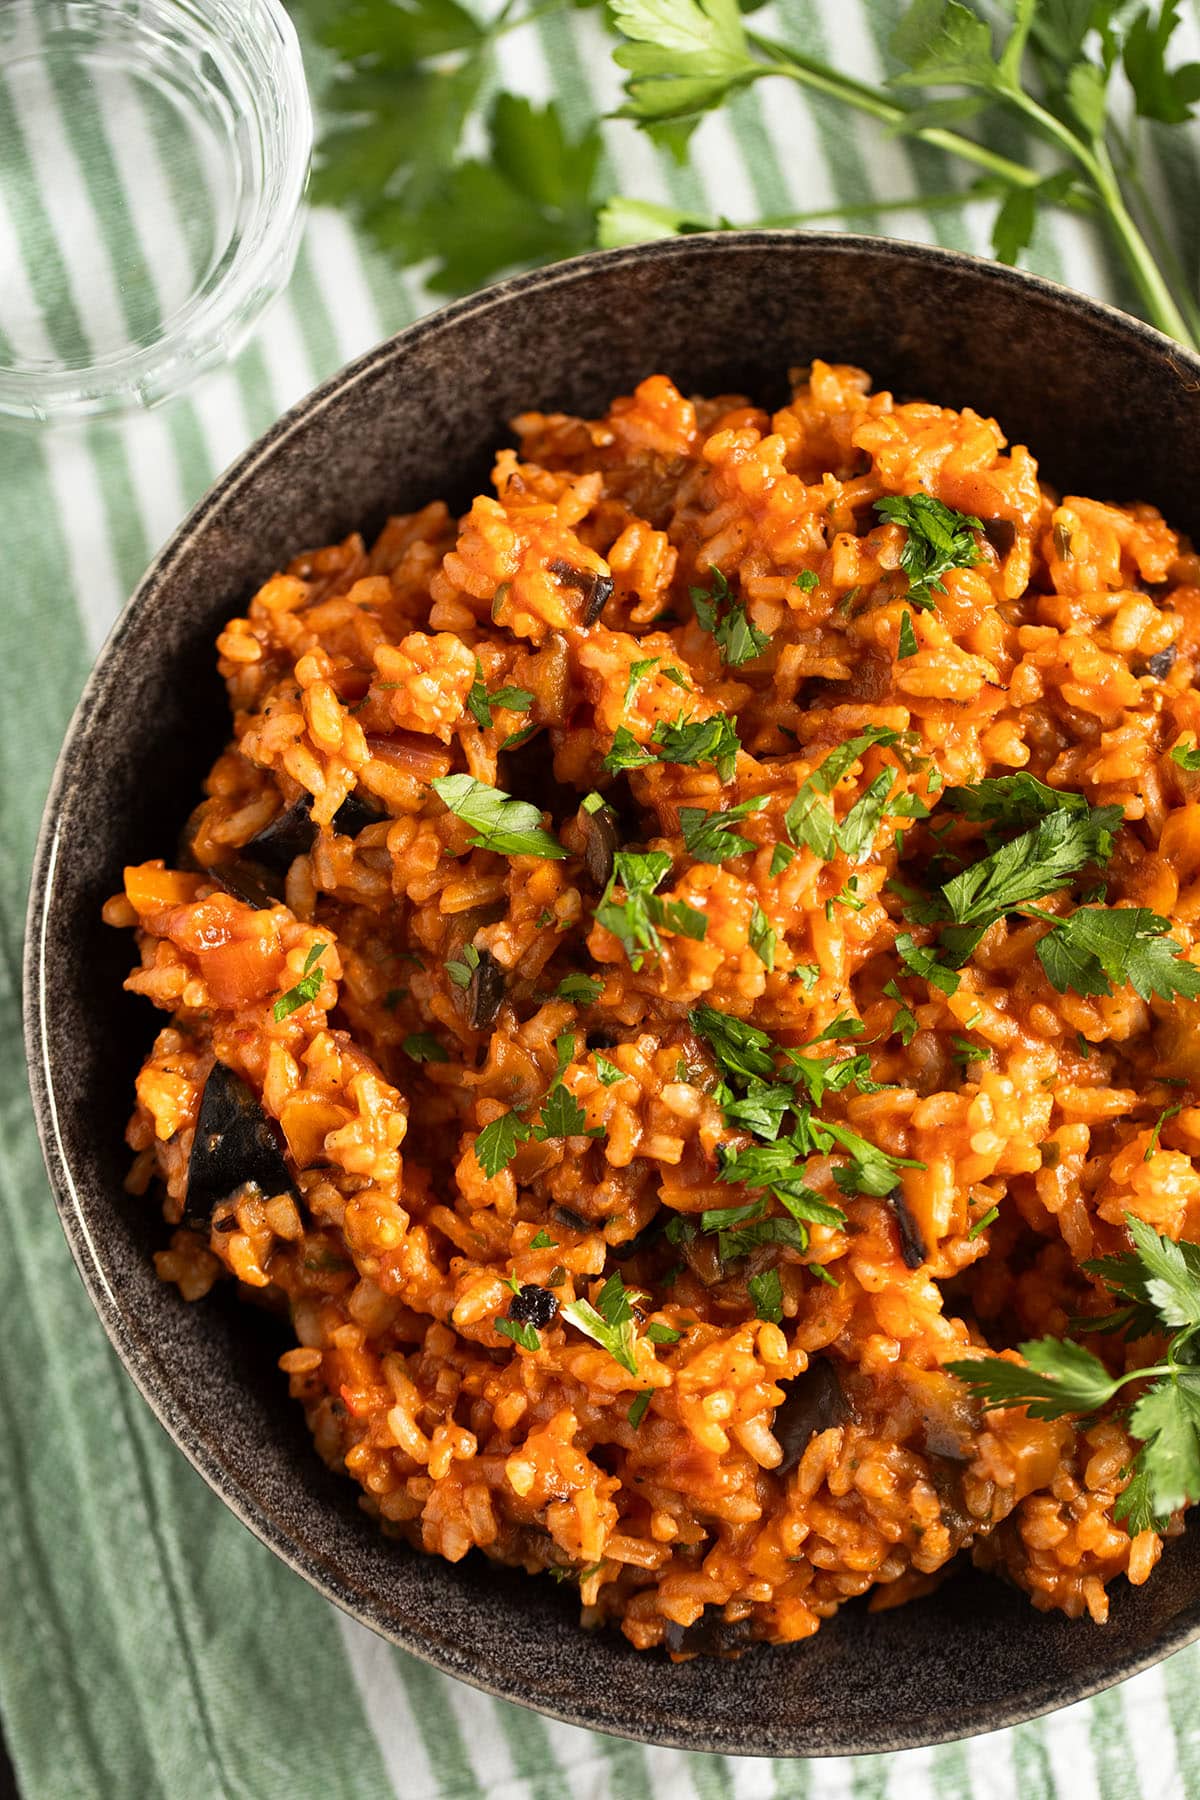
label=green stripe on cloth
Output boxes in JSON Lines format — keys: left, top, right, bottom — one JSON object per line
{"left": 3, "top": 2, "right": 1200, "bottom": 1796}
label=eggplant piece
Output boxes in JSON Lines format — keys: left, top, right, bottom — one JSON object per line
{"left": 551, "top": 1203, "right": 591, "bottom": 1234}
{"left": 891, "top": 1194, "right": 928, "bottom": 1271}
{"left": 548, "top": 557, "right": 614, "bottom": 626}
{"left": 608, "top": 1213, "right": 663, "bottom": 1261}
{"left": 578, "top": 797, "right": 621, "bottom": 889}
{"left": 979, "top": 517, "right": 1016, "bottom": 557}
{"left": 184, "top": 1062, "right": 297, "bottom": 1229}
{"left": 1144, "top": 643, "right": 1178, "bottom": 679}
{"left": 507, "top": 1284, "right": 559, "bottom": 1328}
{"left": 466, "top": 946, "right": 506, "bottom": 1031}
{"left": 332, "top": 790, "right": 388, "bottom": 838}
{"left": 244, "top": 797, "right": 316, "bottom": 874}
{"left": 206, "top": 859, "right": 283, "bottom": 912}
{"left": 773, "top": 1358, "right": 854, "bottom": 1476}
{"left": 663, "top": 1608, "right": 757, "bottom": 1658}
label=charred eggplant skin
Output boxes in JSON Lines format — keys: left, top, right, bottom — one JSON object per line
{"left": 184, "top": 1061, "right": 297, "bottom": 1229}
{"left": 773, "top": 1358, "right": 853, "bottom": 1475}
{"left": 466, "top": 947, "right": 506, "bottom": 1030}
{"left": 244, "top": 790, "right": 388, "bottom": 875}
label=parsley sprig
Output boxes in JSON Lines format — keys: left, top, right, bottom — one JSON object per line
{"left": 560, "top": 1270, "right": 640, "bottom": 1373}
{"left": 948, "top": 1215, "right": 1200, "bottom": 1531}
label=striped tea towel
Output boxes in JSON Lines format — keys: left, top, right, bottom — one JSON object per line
{"left": 2, "top": 2, "right": 1200, "bottom": 1795}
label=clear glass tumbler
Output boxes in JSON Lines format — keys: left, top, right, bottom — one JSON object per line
{"left": 0, "top": 0, "right": 312, "bottom": 422}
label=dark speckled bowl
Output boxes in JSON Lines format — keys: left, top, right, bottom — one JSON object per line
{"left": 24, "top": 234, "right": 1200, "bottom": 1757}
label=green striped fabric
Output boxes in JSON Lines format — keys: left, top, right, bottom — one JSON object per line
{"left": 2, "top": 3, "right": 1199, "bottom": 1795}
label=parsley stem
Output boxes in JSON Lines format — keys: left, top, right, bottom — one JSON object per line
{"left": 745, "top": 36, "right": 1043, "bottom": 195}
{"left": 1002, "top": 87, "right": 1198, "bottom": 350}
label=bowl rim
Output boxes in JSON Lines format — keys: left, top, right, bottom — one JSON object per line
{"left": 24, "top": 228, "right": 1200, "bottom": 1757}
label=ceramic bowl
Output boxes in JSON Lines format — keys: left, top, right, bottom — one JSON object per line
{"left": 25, "top": 233, "right": 1200, "bottom": 1756}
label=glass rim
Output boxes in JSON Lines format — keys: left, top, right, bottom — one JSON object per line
{"left": 0, "top": 0, "right": 314, "bottom": 424}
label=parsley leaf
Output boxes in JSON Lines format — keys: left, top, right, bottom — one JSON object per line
{"left": 942, "top": 772, "right": 1088, "bottom": 829}
{"left": 474, "top": 1110, "right": 531, "bottom": 1177}
{"left": 652, "top": 711, "right": 742, "bottom": 782}
{"left": 530, "top": 1229, "right": 557, "bottom": 1249}
{"left": 884, "top": 978, "right": 919, "bottom": 1046}
{"left": 836, "top": 768, "right": 896, "bottom": 863}
{"left": 950, "top": 1212, "right": 1200, "bottom": 1531}
{"left": 611, "top": 0, "right": 758, "bottom": 141}
{"left": 624, "top": 659, "right": 660, "bottom": 712}
{"left": 1035, "top": 906, "right": 1200, "bottom": 1003}
{"left": 895, "top": 931, "right": 961, "bottom": 996}
{"left": 446, "top": 943, "right": 480, "bottom": 989}
{"left": 749, "top": 902, "right": 777, "bottom": 970}
{"left": 402, "top": 1032, "right": 448, "bottom": 1063}
{"left": 897, "top": 610, "right": 919, "bottom": 658}
{"left": 274, "top": 945, "right": 327, "bottom": 1021}
{"left": 602, "top": 725, "right": 656, "bottom": 773}
{"left": 560, "top": 1271, "right": 639, "bottom": 1373}
{"left": 679, "top": 795, "right": 766, "bottom": 862}
{"left": 496, "top": 1317, "right": 541, "bottom": 1351}
{"left": 596, "top": 849, "right": 707, "bottom": 969}
{"left": 689, "top": 1004, "right": 777, "bottom": 1081}
{"left": 784, "top": 728, "right": 898, "bottom": 861}
{"left": 770, "top": 843, "right": 795, "bottom": 878}
{"left": 557, "top": 973, "right": 605, "bottom": 1004}
{"left": 691, "top": 566, "right": 770, "bottom": 666}
{"left": 594, "top": 1053, "right": 623, "bottom": 1085}
{"left": 925, "top": 805, "right": 1122, "bottom": 927}
{"left": 432, "top": 773, "right": 565, "bottom": 859}
{"left": 466, "top": 663, "right": 534, "bottom": 731}
{"left": 1171, "top": 742, "right": 1200, "bottom": 772}
{"left": 627, "top": 1390, "right": 652, "bottom": 1428}
{"left": 532, "top": 1082, "right": 601, "bottom": 1142}
{"left": 874, "top": 491, "right": 984, "bottom": 609}
{"left": 748, "top": 1267, "right": 784, "bottom": 1323}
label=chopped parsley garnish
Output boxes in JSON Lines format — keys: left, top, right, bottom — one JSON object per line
{"left": 627, "top": 1390, "right": 651, "bottom": 1427}
{"left": 530, "top": 1229, "right": 557, "bottom": 1248}
{"left": 1145, "top": 1104, "right": 1183, "bottom": 1161}
{"left": 557, "top": 973, "right": 605, "bottom": 1004}
{"left": 679, "top": 795, "right": 766, "bottom": 863}
{"left": 691, "top": 566, "right": 770, "bottom": 667}
{"left": 602, "top": 724, "right": 657, "bottom": 773}
{"left": 624, "top": 657, "right": 660, "bottom": 709}
{"left": 897, "top": 611, "right": 919, "bottom": 658}
{"left": 689, "top": 1004, "right": 777, "bottom": 1081}
{"left": 794, "top": 570, "right": 819, "bottom": 592}
{"left": 560, "top": 1270, "right": 639, "bottom": 1373}
{"left": 273, "top": 944, "right": 326, "bottom": 1021}
{"left": 941, "top": 772, "right": 1088, "bottom": 830}
{"left": 496, "top": 1317, "right": 541, "bottom": 1351}
{"left": 402, "top": 1032, "right": 449, "bottom": 1063}
{"left": 595, "top": 849, "right": 707, "bottom": 970}
{"left": 967, "top": 1204, "right": 1000, "bottom": 1240}
{"left": 531, "top": 1081, "right": 602, "bottom": 1142}
{"left": 874, "top": 492, "right": 984, "bottom": 610}
{"left": 645, "top": 1320, "right": 681, "bottom": 1344}
{"left": 1172, "top": 742, "right": 1200, "bottom": 771}
{"left": 446, "top": 943, "right": 480, "bottom": 989}
{"left": 948, "top": 1215, "right": 1200, "bottom": 1531}
{"left": 593, "top": 1053, "right": 623, "bottom": 1085}
{"left": 884, "top": 979, "right": 918, "bottom": 1046}
{"left": 474, "top": 1109, "right": 530, "bottom": 1177}
{"left": 785, "top": 728, "right": 899, "bottom": 861}
{"left": 770, "top": 843, "right": 796, "bottom": 878}
{"left": 1032, "top": 906, "right": 1200, "bottom": 1003}
{"left": 911, "top": 804, "right": 1121, "bottom": 934}
{"left": 432, "top": 774, "right": 565, "bottom": 859}
{"left": 466, "top": 658, "right": 535, "bottom": 730}
{"left": 749, "top": 903, "right": 777, "bottom": 970}
{"left": 895, "top": 931, "right": 961, "bottom": 996}
{"left": 836, "top": 769, "right": 896, "bottom": 864}
{"left": 652, "top": 711, "right": 742, "bottom": 782}
{"left": 953, "top": 1037, "right": 990, "bottom": 1068}
{"left": 748, "top": 1267, "right": 783, "bottom": 1323}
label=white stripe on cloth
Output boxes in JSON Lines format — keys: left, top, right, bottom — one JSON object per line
{"left": 334, "top": 1614, "right": 440, "bottom": 1800}
{"left": 302, "top": 210, "right": 386, "bottom": 365}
